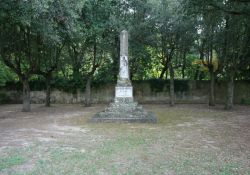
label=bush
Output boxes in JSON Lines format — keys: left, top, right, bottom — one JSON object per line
{"left": 146, "top": 79, "right": 189, "bottom": 93}
{"left": 148, "top": 79, "right": 166, "bottom": 93}
{"left": 0, "top": 92, "right": 11, "bottom": 104}
{"left": 241, "top": 98, "right": 250, "bottom": 105}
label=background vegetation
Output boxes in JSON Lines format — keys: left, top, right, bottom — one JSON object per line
{"left": 0, "top": 0, "right": 249, "bottom": 111}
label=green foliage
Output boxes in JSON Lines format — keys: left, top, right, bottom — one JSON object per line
{"left": 53, "top": 77, "right": 85, "bottom": 93}
{"left": 4, "top": 81, "right": 22, "bottom": 91}
{"left": 148, "top": 79, "right": 167, "bottom": 93}
{"left": 185, "top": 0, "right": 250, "bottom": 79}
{"left": 2, "top": 78, "right": 188, "bottom": 93}
{"left": 0, "top": 60, "right": 17, "bottom": 87}
{"left": 241, "top": 98, "right": 250, "bottom": 105}
{"left": 4, "top": 78, "right": 84, "bottom": 93}
{"left": 0, "top": 0, "right": 249, "bottom": 95}
{"left": 144, "top": 79, "right": 190, "bottom": 93}
{"left": 174, "top": 80, "right": 189, "bottom": 92}
{"left": 0, "top": 92, "right": 11, "bottom": 104}
{"left": 4, "top": 80, "right": 46, "bottom": 91}
{"left": 93, "top": 59, "right": 116, "bottom": 82}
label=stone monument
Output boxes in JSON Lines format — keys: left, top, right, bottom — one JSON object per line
{"left": 91, "top": 30, "right": 157, "bottom": 123}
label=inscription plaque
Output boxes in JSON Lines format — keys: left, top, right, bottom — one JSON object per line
{"left": 115, "top": 86, "right": 133, "bottom": 98}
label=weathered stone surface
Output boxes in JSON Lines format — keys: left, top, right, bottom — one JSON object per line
{"left": 91, "top": 101, "right": 157, "bottom": 123}
{"left": 92, "top": 30, "right": 157, "bottom": 123}
{"left": 115, "top": 86, "right": 133, "bottom": 98}
{"left": 117, "top": 30, "right": 131, "bottom": 86}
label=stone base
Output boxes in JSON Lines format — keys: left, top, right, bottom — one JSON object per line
{"left": 91, "top": 98, "right": 157, "bottom": 123}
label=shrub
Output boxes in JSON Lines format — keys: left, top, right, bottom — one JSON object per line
{"left": 0, "top": 92, "right": 11, "bottom": 104}
{"left": 241, "top": 98, "right": 250, "bottom": 105}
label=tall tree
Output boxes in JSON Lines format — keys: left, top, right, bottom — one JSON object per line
{"left": 33, "top": 0, "right": 72, "bottom": 107}
{"left": 185, "top": 0, "right": 250, "bottom": 108}
{"left": 215, "top": 1, "right": 250, "bottom": 109}
{"left": 184, "top": 0, "right": 224, "bottom": 106}
{"left": 152, "top": 0, "right": 195, "bottom": 106}
{"left": 0, "top": 0, "right": 42, "bottom": 111}
{"left": 80, "top": 0, "right": 115, "bottom": 106}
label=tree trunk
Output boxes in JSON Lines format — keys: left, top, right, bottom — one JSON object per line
{"left": 84, "top": 39, "right": 99, "bottom": 107}
{"left": 159, "top": 66, "right": 168, "bottom": 79}
{"left": 225, "top": 73, "right": 234, "bottom": 110}
{"left": 209, "top": 70, "right": 215, "bottom": 106}
{"left": 159, "top": 69, "right": 165, "bottom": 79}
{"left": 181, "top": 67, "right": 185, "bottom": 79}
{"left": 72, "top": 65, "right": 81, "bottom": 94}
{"left": 169, "top": 64, "right": 175, "bottom": 106}
{"left": 112, "top": 35, "right": 119, "bottom": 80}
{"left": 182, "top": 51, "right": 186, "bottom": 79}
{"left": 194, "top": 68, "right": 200, "bottom": 80}
{"left": 199, "top": 72, "right": 205, "bottom": 80}
{"left": 73, "top": 66, "right": 80, "bottom": 81}
{"left": 85, "top": 77, "right": 92, "bottom": 107}
{"left": 45, "top": 73, "right": 52, "bottom": 107}
{"left": 22, "top": 77, "right": 31, "bottom": 112}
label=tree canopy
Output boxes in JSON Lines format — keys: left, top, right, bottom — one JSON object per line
{"left": 0, "top": 0, "right": 249, "bottom": 110}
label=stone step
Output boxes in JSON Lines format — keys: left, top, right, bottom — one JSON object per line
{"left": 108, "top": 102, "right": 139, "bottom": 108}
{"left": 105, "top": 103, "right": 143, "bottom": 112}
{"left": 91, "top": 111, "right": 157, "bottom": 123}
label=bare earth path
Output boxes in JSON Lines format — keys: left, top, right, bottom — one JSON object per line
{"left": 0, "top": 104, "right": 249, "bottom": 175}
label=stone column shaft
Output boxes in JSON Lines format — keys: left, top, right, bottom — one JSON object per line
{"left": 120, "top": 30, "right": 128, "bottom": 56}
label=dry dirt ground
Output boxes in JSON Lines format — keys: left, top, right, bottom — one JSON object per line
{"left": 0, "top": 104, "right": 249, "bottom": 175}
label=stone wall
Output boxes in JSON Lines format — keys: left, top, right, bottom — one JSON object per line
{"left": 1, "top": 80, "right": 250, "bottom": 104}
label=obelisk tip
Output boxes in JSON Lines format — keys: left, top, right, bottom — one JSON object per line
{"left": 121, "top": 29, "right": 127, "bottom": 34}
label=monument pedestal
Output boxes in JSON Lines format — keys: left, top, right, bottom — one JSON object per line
{"left": 91, "top": 30, "right": 156, "bottom": 123}
{"left": 91, "top": 99, "right": 156, "bottom": 123}
{"left": 91, "top": 84, "right": 156, "bottom": 123}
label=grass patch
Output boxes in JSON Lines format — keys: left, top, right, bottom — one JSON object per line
{"left": 0, "top": 104, "right": 249, "bottom": 175}
{"left": 0, "top": 150, "right": 26, "bottom": 171}
{"left": 28, "top": 133, "right": 150, "bottom": 175}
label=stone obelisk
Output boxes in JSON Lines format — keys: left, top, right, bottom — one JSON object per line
{"left": 115, "top": 30, "right": 133, "bottom": 102}
{"left": 91, "top": 30, "right": 157, "bottom": 123}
